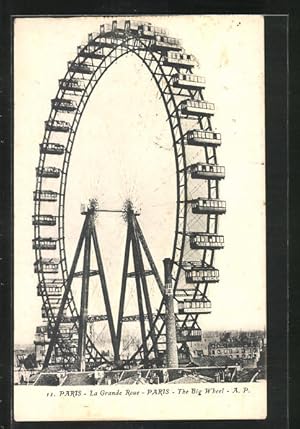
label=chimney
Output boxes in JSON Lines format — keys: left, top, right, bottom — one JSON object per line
{"left": 163, "top": 258, "right": 178, "bottom": 368}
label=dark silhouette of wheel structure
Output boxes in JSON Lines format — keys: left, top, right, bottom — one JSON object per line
{"left": 33, "top": 19, "right": 225, "bottom": 369}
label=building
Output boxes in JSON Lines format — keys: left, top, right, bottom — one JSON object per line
{"left": 188, "top": 331, "right": 222, "bottom": 357}
{"left": 207, "top": 340, "right": 261, "bottom": 365}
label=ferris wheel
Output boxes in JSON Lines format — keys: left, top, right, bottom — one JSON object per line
{"left": 33, "top": 19, "right": 226, "bottom": 370}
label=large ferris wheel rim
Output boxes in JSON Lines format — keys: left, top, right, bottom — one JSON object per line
{"left": 33, "top": 21, "right": 222, "bottom": 366}
{"left": 34, "top": 33, "right": 187, "bottom": 306}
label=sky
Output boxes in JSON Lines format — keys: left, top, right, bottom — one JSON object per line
{"left": 14, "top": 15, "right": 265, "bottom": 346}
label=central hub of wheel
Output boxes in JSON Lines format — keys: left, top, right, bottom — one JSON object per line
{"left": 122, "top": 199, "right": 140, "bottom": 222}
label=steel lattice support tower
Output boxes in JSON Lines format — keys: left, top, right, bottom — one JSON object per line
{"left": 116, "top": 205, "right": 164, "bottom": 367}
{"left": 43, "top": 206, "right": 117, "bottom": 370}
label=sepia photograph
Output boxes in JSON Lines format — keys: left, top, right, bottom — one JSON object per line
{"left": 13, "top": 15, "right": 266, "bottom": 421}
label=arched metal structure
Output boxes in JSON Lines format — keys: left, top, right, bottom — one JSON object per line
{"left": 33, "top": 19, "right": 225, "bottom": 369}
